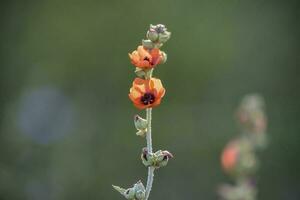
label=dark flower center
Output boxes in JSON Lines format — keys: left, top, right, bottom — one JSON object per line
{"left": 141, "top": 93, "right": 155, "bottom": 105}
{"left": 143, "top": 57, "right": 150, "bottom": 62}
{"left": 144, "top": 56, "right": 154, "bottom": 66}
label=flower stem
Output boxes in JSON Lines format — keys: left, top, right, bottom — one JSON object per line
{"left": 145, "top": 166, "right": 155, "bottom": 200}
{"left": 145, "top": 68, "right": 154, "bottom": 200}
{"left": 146, "top": 108, "right": 153, "bottom": 153}
{"left": 145, "top": 107, "right": 154, "bottom": 200}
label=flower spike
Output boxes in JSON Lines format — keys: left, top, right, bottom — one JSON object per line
{"left": 219, "top": 94, "right": 268, "bottom": 200}
{"left": 114, "top": 24, "right": 172, "bottom": 200}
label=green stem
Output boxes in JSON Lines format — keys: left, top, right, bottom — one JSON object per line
{"left": 145, "top": 107, "right": 154, "bottom": 199}
{"left": 146, "top": 108, "right": 153, "bottom": 153}
{"left": 145, "top": 69, "right": 154, "bottom": 200}
{"left": 145, "top": 166, "right": 155, "bottom": 200}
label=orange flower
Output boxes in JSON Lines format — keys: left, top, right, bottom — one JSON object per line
{"left": 129, "top": 46, "right": 163, "bottom": 69}
{"left": 221, "top": 141, "right": 239, "bottom": 172}
{"left": 129, "top": 78, "right": 165, "bottom": 109}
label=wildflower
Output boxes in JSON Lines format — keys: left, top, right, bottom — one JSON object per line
{"left": 221, "top": 141, "right": 239, "bottom": 172}
{"left": 129, "top": 46, "right": 164, "bottom": 69}
{"left": 114, "top": 24, "right": 171, "bottom": 200}
{"left": 129, "top": 78, "right": 165, "bottom": 110}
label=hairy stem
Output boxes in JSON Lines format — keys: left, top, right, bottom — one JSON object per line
{"left": 145, "top": 108, "right": 154, "bottom": 200}
{"left": 145, "top": 166, "right": 155, "bottom": 200}
{"left": 145, "top": 69, "right": 154, "bottom": 200}
{"left": 146, "top": 108, "right": 153, "bottom": 153}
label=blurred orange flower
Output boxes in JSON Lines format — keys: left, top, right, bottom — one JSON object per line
{"left": 129, "top": 78, "right": 165, "bottom": 109}
{"left": 221, "top": 141, "right": 239, "bottom": 172}
{"left": 129, "top": 46, "right": 163, "bottom": 69}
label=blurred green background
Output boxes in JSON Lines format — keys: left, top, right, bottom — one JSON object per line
{"left": 0, "top": 0, "right": 299, "bottom": 199}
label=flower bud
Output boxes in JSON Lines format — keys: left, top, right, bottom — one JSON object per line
{"left": 147, "top": 29, "right": 159, "bottom": 42}
{"left": 156, "top": 150, "right": 174, "bottom": 167}
{"left": 147, "top": 24, "right": 171, "bottom": 45}
{"left": 141, "top": 148, "right": 153, "bottom": 167}
{"left": 153, "top": 42, "right": 163, "bottom": 49}
{"left": 152, "top": 24, "right": 167, "bottom": 33}
{"left": 112, "top": 181, "right": 146, "bottom": 200}
{"left": 134, "top": 115, "right": 148, "bottom": 131}
{"left": 141, "top": 148, "right": 173, "bottom": 168}
{"left": 142, "top": 39, "right": 154, "bottom": 49}
{"left": 158, "top": 31, "right": 171, "bottom": 43}
{"left": 160, "top": 51, "right": 167, "bottom": 64}
{"left": 134, "top": 67, "right": 146, "bottom": 78}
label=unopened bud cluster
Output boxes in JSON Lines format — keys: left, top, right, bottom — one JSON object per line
{"left": 219, "top": 94, "right": 268, "bottom": 200}
{"left": 141, "top": 148, "right": 173, "bottom": 168}
{"left": 143, "top": 24, "right": 171, "bottom": 49}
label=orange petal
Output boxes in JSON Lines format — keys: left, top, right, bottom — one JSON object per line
{"left": 144, "top": 79, "right": 151, "bottom": 92}
{"left": 137, "top": 46, "right": 150, "bottom": 58}
{"left": 129, "top": 87, "right": 142, "bottom": 99}
{"left": 150, "top": 48, "right": 160, "bottom": 56}
{"left": 133, "top": 78, "right": 146, "bottom": 93}
{"left": 151, "top": 98, "right": 162, "bottom": 107}
{"left": 150, "top": 48, "right": 161, "bottom": 65}
{"left": 130, "top": 52, "right": 140, "bottom": 63}
{"left": 158, "top": 87, "right": 166, "bottom": 98}
{"left": 149, "top": 79, "right": 155, "bottom": 91}
{"left": 133, "top": 101, "right": 148, "bottom": 110}
{"left": 151, "top": 78, "right": 164, "bottom": 92}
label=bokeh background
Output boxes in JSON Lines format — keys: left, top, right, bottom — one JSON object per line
{"left": 0, "top": 0, "right": 299, "bottom": 199}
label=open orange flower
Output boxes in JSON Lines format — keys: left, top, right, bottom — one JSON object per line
{"left": 129, "top": 78, "right": 165, "bottom": 109}
{"left": 129, "top": 46, "right": 163, "bottom": 69}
